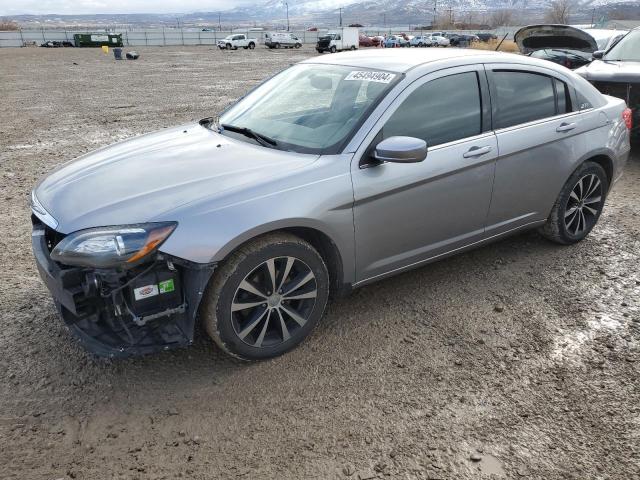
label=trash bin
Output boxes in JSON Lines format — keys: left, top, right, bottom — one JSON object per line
{"left": 113, "top": 48, "right": 123, "bottom": 60}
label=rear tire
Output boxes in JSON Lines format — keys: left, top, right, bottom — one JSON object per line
{"left": 295, "top": 43, "right": 301, "bottom": 48}
{"left": 201, "top": 233, "right": 330, "bottom": 361}
{"left": 248, "top": 42, "right": 255, "bottom": 49}
{"left": 539, "top": 161, "right": 608, "bottom": 245}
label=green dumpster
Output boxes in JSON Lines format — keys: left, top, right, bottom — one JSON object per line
{"left": 73, "top": 33, "right": 123, "bottom": 48}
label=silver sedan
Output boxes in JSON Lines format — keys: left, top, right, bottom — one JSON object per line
{"left": 31, "top": 49, "right": 631, "bottom": 360}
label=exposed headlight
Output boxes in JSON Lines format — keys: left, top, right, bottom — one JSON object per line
{"left": 51, "top": 222, "right": 177, "bottom": 269}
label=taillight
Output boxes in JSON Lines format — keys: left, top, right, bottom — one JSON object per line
{"left": 623, "top": 108, "right": 633, "bottom": 130}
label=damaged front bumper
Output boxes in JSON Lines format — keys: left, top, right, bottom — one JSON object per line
{"left": 32, "top": 218, "right": 215, "bottom": 358}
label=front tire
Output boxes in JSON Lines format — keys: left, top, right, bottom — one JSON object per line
{"left": 539, "top": 161, "right": 608, "bottom": 245}
{"left": 329, "top": 45, "right": 337, "bottom": 53}
{"left": 202, "top": 233, "right": 330, "bottom": 361}
{"left": 248, "top": 42, "right": 255, "bottom": 49}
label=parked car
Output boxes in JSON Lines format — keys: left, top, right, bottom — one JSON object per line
{"left": 359, "top": 34, "right": 380, "bottom": 47}
{"left": 514, "top": 25, "right": 626, "bottom": 70}
{"left": 575, "top": 27, "right": 639, "bottom": 138}
{"left": 265, "top": 32, "right": 302, "bottom": 49}
{"left": 476, "top": 32, "right": 498, "bottom": 42}
{"left": 528, "top": 49, "right": 593, "bottom": 70}
{"left": 316, "top": 27, "right": 359, "bottom": 53}
{"left": 384, "top": 35, "right": 410, "bottom": 48}
{"left": 410, "top": 35, "right": 434, "bottom": 47}
{"left": 31, "top": 49, "right": 631, "bottom": 360}
{"left": 217, "top": 34, "right": 257, "bottom": 50}
{"left": 449, "top": 34, "right": 479, "bottom": 47}
{"left": 428, "top": 34, "right": 450, "bottom": 47}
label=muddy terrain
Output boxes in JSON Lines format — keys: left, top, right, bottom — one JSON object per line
{"left": 1, "top": 46, "right": 639, "bottom": 479}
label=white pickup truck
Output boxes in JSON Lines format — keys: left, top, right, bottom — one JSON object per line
{"left": 217, "top": 34, "right": 258, "bottom": 50}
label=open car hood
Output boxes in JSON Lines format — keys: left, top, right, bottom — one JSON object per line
{"left": 514, "top": 24, "right": 598, "bottom": 54}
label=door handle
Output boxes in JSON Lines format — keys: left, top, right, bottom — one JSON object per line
{"left": 463, "top": 146, "right": 492, "bottom": 158}
{"left": 556, "top": 122, "right": 576, "bottom": 132}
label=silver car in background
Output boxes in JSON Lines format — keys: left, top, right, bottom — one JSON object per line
{"left": 31, "top": 49, "right": 631, "bottom": 360}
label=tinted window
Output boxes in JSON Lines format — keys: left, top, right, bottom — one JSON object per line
{"left": 554, "top": 78, "right": 571, "bottom": 113}
{"left": 493, "top": 71, "right": 556, "bottom": 129}
{"left": 382, "top": 72, "right": 482, "bottom": 147}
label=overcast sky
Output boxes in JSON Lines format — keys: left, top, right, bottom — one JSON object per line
{"left": 0, "top": 0, "right": 257, "bottom": 16}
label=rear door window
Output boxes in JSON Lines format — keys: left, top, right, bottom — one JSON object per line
{"left": 492, "top": 71, "right": 557, "bottom": 129}
{"left": 382, "top": 71, "right": 482, "bottom": 147}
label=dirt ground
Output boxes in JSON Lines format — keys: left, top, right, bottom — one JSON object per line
{"left": 1, "top": 46, "right": 639, "bottom": 480}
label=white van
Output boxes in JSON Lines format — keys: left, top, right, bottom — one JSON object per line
{"left": 265, "top": 32, "right": 303, "bottom": 49}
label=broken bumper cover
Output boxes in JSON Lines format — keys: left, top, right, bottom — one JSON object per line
{"left": 32, "top": 220, "right": 215, "bottom": 358}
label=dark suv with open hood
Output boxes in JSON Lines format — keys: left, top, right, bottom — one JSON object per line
{"left": 575, "top": 28, "right": 640, "bottom": 138}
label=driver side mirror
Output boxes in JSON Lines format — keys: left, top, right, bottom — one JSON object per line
{"left": 592, "top": 50, "right": 605, "bottom": 59}
{"left": 373, "top": 136, "right": 427, "bottom": 163}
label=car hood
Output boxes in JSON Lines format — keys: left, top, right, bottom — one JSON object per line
{"left": 575, "top": 59, "right": 640, "bottom": 82}
{"left": 34, "top": 123, "right": 318, "bottom": 234}
{"left": 514, "top": 24, "right": 598, "bottom": 54}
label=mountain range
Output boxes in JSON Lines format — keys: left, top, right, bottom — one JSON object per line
{"left": 6, "top": 0, "right": 640, "bottom": 28}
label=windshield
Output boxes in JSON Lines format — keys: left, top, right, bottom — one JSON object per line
{"left": 218, "top": 64, "right": 399, "bottom": 154}
{"left": 604, "top": 30, "right": 640, "bottom": 61}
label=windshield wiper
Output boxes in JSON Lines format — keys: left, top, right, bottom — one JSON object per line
{"left": 220, "top": 123, "right": 278, "bottom": 148}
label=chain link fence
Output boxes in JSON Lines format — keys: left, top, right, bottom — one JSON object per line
{"left": 0, "top": 27, "right": 517, "bottom": 48}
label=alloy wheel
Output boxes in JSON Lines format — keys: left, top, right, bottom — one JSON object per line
{"left": 231, "top": 256, "right": 317, "bottom": 348}
{"left": 564, "top": 173, "right": 603, "bottom": 236}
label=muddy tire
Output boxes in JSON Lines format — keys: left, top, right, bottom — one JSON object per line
{"left": 226, "top": 43, "right": 232, "bottom": 50}
{"left": 295, "top": 43, "right": 301, "bottom": 48}
{"left": 201, "top": 232, "right": 330, "bottom": 361}
{"left": 275, "top": 42, "right": 281, "bottom": 49}
{"left": 329, "top": 45, "right": 337, "bottom": 53}
{"left": 539, "top": 161, "right": 608, "bottom": 245}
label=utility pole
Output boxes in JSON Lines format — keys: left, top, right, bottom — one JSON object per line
{"left": 448, "top": 7, "right": 453, "bottom": 26}
{"left": 383, "top": 13, "right": 386, "bottom": 28}
{"left": 339, "top": 7, "right": 343, "bottom": 27}
{"left": 284, "top": 2, "right": 289, "bottom": 31}
{"left": 218, "top": 13, "right": 221, "bottom": 31}
{"left": 591, "top": 8, "right": 595, "bottom": 27}
{"left": 433, "top": 0, "right": 437, "bottom": 28}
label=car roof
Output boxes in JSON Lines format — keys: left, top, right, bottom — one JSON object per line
{"left": 301, "top": 48, "right": 523, "bottom": 73}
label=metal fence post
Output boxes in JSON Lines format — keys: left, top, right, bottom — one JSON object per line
{"left": 162, "top": 27, "right": 166, "bottom": 46}
{"left": 181, "top": 27, "right": 184, "bottom": 45}
{"left": 198, "top": 30, "right": 201, "bottom": 45}
{"left": 19, "top": 28, "right": 24, "bottom": 46}
{"left": 41, "top": 27, "right": 45, "bottom": 42}
{"left": 144, "top": 31, "right": 148, "bottom": 46}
